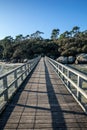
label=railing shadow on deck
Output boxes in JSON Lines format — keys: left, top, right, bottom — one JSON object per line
{"left": 0, "top": 63, "right": 41, "bottom": 129}
{"left": 0, "top": 71, "right": 32, "bottom": 129}
{"left": 44, "top": 58, "right": 86, "bottom": 129}
{"left": 44, "top": 59, "right": 67, "bottom": 129}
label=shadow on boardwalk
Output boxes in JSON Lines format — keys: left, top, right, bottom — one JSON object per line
{"left": 0, "top": 65, "right": 40, "bottom": 129}
{"left": 44, "top": 59, "right": 67, "bottom": 129}
{"left": 0, "top": 73, "right": 32, "bottom": 129}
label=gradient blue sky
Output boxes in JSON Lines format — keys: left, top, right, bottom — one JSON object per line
{"left": 0, "top": 0, "right": 87, "bottom": 39}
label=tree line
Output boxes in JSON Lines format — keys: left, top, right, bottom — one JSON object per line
{"left": 0, "top": 26, "right": 87, "bottom": 62}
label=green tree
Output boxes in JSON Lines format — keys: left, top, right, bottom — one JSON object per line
{"left": 72, "top": 26, "right": 80, "bottom": 37}
{"left": 15, "top": 34, "right": 24, "bottom": 43}
{"left": 0, "top": 45, "right": 3, "bottom": 58}
{"left": 25, "top": 35, "right": 30, "bottom": 40}
{"left": 63, "top": 31, "right": 70, "bottom": 38}
{"left": 1, "top": 36, "right": 14, "bottom": 60}
{"left": 30, "top": 31, "right": 44, "bottom": 40}
{"left": 51, "top": 29, "right": 60, "bottom": 40}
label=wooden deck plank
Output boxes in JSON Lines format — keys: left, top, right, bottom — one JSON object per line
{"left": 0, "top": 58, "right": 87, "bottom": 130}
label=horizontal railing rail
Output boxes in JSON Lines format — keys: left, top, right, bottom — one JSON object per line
{"left": 46, "top": 56, "right": 87, "bottom": 113}
{"left": 0, "top": 56, "right": 41, "bottom": 113}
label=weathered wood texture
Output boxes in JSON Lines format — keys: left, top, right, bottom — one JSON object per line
{"left": 0, "top": 58, "right": 87, "bottom": 130}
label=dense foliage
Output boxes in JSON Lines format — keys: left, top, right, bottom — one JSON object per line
{"left": 0, "top": 27, "right": 87, "bottom": 62}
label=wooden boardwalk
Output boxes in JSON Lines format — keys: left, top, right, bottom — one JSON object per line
{"left": 0, "top": 58, "right": 87, "bottom": 130}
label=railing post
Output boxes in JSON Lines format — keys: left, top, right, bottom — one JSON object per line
{"left": 27, "top": 63, "right": 30, "bottom": 73}
{"left": 77, "top": 76, "right": 82, "bottom": 102}
{"left": 29, "top": 63, "right": 31, "bottom": 71}
{"left": 58, "top": 64, "right": 60, "bottom": 75}
{"left": 20, "top": 66, "right": 23, "bottom": 81}
{"left": 14, "top": 70, "right": 18, "bottom": 88}
{"left": 67, "top": 70, "right": 70, "bottom": 88}
{"left": 62, "top": 66, "right": 64, "bottom": 81}
{"left": 56, "top": 63, "right": 58, "bottom": 74}
{"left": 27, "top": 63, "right": 29, "bottom": 74}
{"left": 24, "top": 64, "right": 27, "bottom": 77}
{"left": 34, "top": 61, "right": 36, "bottom": 68}
{"left": 59, "top": 65, "right": 62, "bottom": 79}
{"left": 3, "top": 76, "right": 8, "bottom": 101}
{"left": 32, "top": 62, "right": 34, "bottom": 69}
{"left": 54, "top": 62, "right": 56, "bottom": 71}
{"left": 55, "top": 63, "right": 57, "bottom": 73}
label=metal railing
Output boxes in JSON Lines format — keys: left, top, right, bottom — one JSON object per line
{"left": 0, "top": 56, "right": 41, "bottom": 113}
{"left": 47, "top": 56, "right": 87, "bottom": 113}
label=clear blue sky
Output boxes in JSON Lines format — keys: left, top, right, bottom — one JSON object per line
{"left": 0, "top": 0, "right": 87, "bottom": 39}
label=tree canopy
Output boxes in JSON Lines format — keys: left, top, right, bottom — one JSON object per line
{"left": 0, "top": 26, "right": 87, "bottom": 62}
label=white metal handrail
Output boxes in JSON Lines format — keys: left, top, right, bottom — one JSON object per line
{"left": 47, "top": 56, "right": 87, "bottom": 113}
{"left": 0, "top": 56, "right": 41, "bottom": 113}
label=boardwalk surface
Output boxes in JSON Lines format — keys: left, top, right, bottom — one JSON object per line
{"left": 0, "top": 58, "right": 87, "bottom": 130}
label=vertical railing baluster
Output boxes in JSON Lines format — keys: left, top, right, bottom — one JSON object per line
{"left": 30, "top": 62, "right": 32, "bottom": 71}
{"left": 58, "top": 64, "right": 59, "bottom": 75}
{"left": 3, "top": 76, "right": 8, "bottom": 101}
{"left": 14, "top": 70, "right": 18, "bottom": 88}
{"left": 21, "top": 66, "right": 23, "bottom": 81}
{"left": 25, "top": 64, "right": 27, "bottom": 77}
{"left": 77, "top": 76, "right": 82, "bottom": 102}
{"left": 60, "top": 65, "right": 62, "bottom": 78}
{"left": 27, "top": 63, "right": 30, "bottom": 73}
{"left": 62, "top": 66, "right": 64, "bottom": 81}
{"left": 29, "top": 63, "right": 31, "bottom": 73}
{"left": 56, "top": 63, "right": 58, "bottom": 74}
{"left": 58, "top": 65, "right": 60, "bottom": 77}
{"left": 55, "top": 63, "right": 57, "bottom": 72}
{"left": 32, "top": 62, "right": 33, "bottom": 69}
{"left": 67, "top": 70, "right": 70, "bottom": 88}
